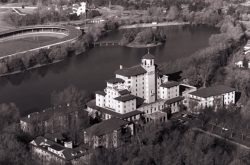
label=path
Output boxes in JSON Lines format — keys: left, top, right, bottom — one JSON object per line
{"left": 119, "top": 21, "right": 190, "bottom": 29}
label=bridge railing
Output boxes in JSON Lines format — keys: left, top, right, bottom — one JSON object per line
{"left": 93, "top": 41, "right": 121, "bottom": 47}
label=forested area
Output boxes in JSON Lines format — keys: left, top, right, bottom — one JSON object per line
{"left": 120, "top": 28, "right": 166, "bottom": 46}
{"left": 90, "top": 119, "right": 250, "bottom": 165}
{"left": 0, "top": 103, "right": 35, "bottom": 165}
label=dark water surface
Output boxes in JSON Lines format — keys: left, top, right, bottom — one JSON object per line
{"left": 0, "top": 25, "right": 219, "bottom": 115}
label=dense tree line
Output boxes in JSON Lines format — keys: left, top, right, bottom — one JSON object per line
{"left": 90, "top": 120, "right": 250, "bottom": 165}
{"left": 0, "top": 103, "right": 36, "bottom": 165}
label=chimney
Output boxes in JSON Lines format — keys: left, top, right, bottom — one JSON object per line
{"left": 120, "top": 65, "right": 123, "bottom": 69}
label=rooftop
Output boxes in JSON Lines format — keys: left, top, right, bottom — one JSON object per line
{"left": 106, "top": 78, "right": 125, "bottom": 84}
{"left": 165, "top": 96, "right": 184, "bottom": 105}
{"left": 118, "top": 89, "right": 130, "bottom": 95}
{"left": 114, "top": 94, "right": 137, "bottom": 102}
{"left": 142, "top": 53, "right": 155, "bottom": 60}
{"left": 50, "top": 144, "right": 65, "bottom": 151}
{"left": 115, "top": 65, "right": 147, "bottom": 77}
{"left": 21, "top": 105, "right": 82, "bottom": 123}
{"left": 85, "top": 118, "right": 129, "bottom": 136}
{"left": 190, "top": 85, "right": 235, "bottom": 98}
{"left": 160, "top": 81, "right": 180, "bottom": 88}
{"left": 45, "top": 132, "right": 66, "bottom": 142}
{"left": 95, "top": 90, "right": 106, "bottom": 96}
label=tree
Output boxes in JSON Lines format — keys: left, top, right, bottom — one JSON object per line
{"left": 0, "top": 103, "right": 35, "bottom": 165}
{"left": 167, "top": 6, "right": 179, "bottom": 21}
{"left": 242, "top": 57, "right": 248, "bottom": 69}
{"left": 51, "top": 85, "right": 90, "bottom": 107}
{"left": 0, "top": 103, "right": 19, "bottom": 131}
{"left": 0, "top": 61, "right": 8, "bottom": 74}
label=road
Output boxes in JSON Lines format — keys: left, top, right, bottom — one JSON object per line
{"left": 172, "top": 112, "right": 250, "bottom": 150}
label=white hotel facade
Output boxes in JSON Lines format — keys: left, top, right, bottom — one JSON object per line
{"left": 87, "top": 53, "right": 182, "bottom": 121}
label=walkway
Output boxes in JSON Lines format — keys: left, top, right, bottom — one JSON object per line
{"left": 119, "top": 21, "right": 190, "bottom": 29}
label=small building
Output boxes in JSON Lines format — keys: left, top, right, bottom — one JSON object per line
{"left": 186, "top": 85, "right": 236, "bottom": 112}
{"left": 164, "top": 96, "right": 184, "bottom": 114}
{"left": 20, "top": 105, "right": 86, "bottom": 137}
{"left": 235, "top": 60, "right": 243, "bottom": 68}
{"left": 30, "top": 134, "right": 91, "bottom": 165}
{"left": 83, "top": 118, "right": 133, "bottom": 149}
{"left": 145, "top": 111, "right": 168, "bottom": 123}
{"left": 71, "top": 2, "right": 87, "bottom": 16}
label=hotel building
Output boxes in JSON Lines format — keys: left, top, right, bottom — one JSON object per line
{"left": 86, "top": 53, "right": 186, "bottom": 121}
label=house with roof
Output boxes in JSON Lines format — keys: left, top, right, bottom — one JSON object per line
{"left": 30, "top": 133, "right": 91, "bottom": 165}
{"left": 83, "top": 118, "right": 133, "bottom": 149}
{"left": 20, "top": 105, "right": 87, "bottom": 138}
{"left": 186, "top": 85, "right": 236, "bottom": 112}
{"left": 70, "top": 2, "right": 87, "bottom": 16}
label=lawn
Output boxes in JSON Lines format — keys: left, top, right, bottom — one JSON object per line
{"left": 0, "top": 36, "right": 58, "bottom": 56}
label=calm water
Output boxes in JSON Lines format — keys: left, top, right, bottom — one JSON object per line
{"left": 0, "top": 25, "right": 218, "bottom": 115}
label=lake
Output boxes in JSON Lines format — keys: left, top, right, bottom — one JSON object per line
{"left": 0, "top": 25, "right": 219, "bottom": 115}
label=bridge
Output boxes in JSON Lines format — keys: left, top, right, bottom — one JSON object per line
{"left": 93, "top": 41, "right": 121, "bottom": 47}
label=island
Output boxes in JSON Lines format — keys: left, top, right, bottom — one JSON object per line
{"left": 120, "top": 28, "right": 167, "bottom": 48}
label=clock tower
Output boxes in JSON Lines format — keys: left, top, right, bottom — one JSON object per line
{"left": 141, "top": 51, "right": 156, "bottom": 103}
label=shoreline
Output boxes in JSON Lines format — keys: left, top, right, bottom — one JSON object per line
{"left": 119, "top": 21, "right": 190, "bottom": 29}
{"left": 0, "top": 59, "right": 63, "bottom": 77}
